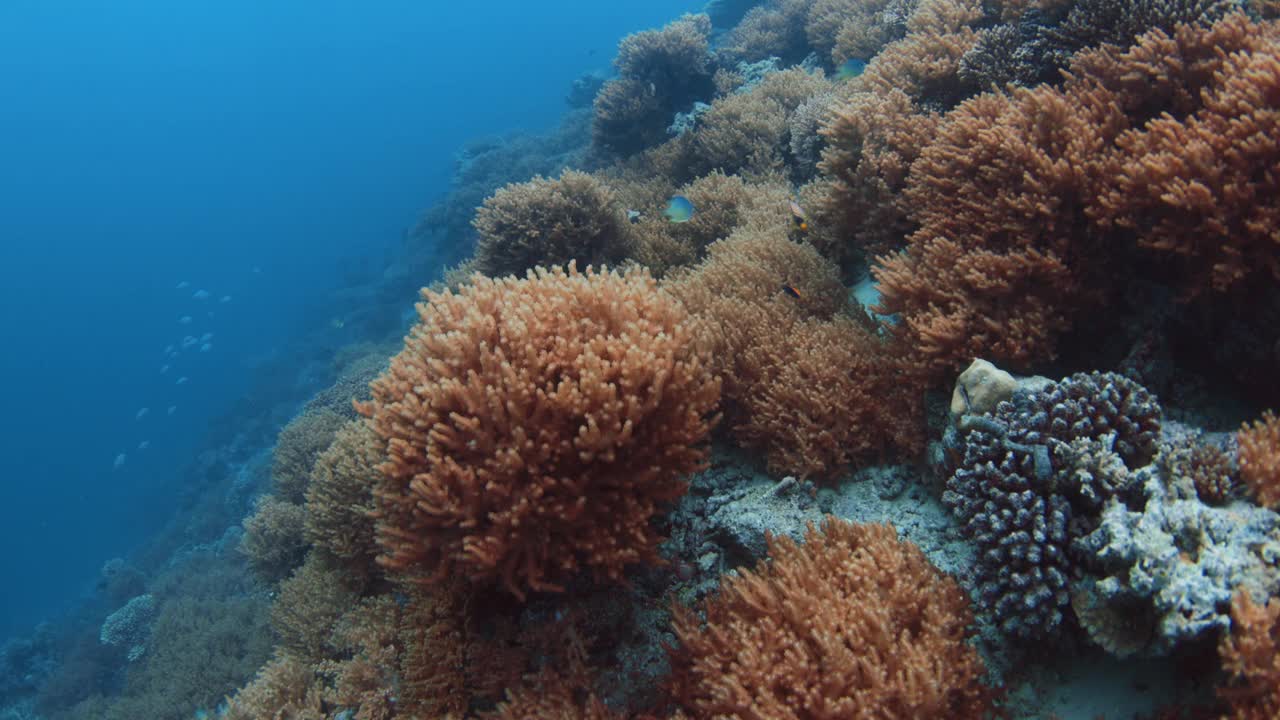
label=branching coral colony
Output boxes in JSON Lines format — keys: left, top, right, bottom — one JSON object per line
{"left": 211, "top": 2, "right": 1280, "bottom": 719}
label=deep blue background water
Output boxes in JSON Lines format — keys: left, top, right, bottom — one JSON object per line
{"left": 0, "top": 0, "right": 698, "bottom": 641}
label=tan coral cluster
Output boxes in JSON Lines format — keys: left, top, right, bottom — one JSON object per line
{"left": 629, "top": 172, "right": 787, "bottom": 277}
{"left": 473, "top": 170, "right": 633, "bottom": 279}
{"left": 593, "top": 14, "right": 714, "bottom": 157}
{"left": 358, "top": 264, "right": 721, "bottom": 597}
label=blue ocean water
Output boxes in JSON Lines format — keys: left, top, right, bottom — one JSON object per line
{"left": 0, "top": 0, "right": 699, "bottom": 643}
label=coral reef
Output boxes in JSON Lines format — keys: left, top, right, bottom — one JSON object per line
{"left": 472, "top": 170, "right": 633, "bottom": 279}
{"left": 18, "top": 3, "right": 1280, "bottom": 720}
{"left": 668, "top": 517, "right": 992, "bottom": 719}
{"left": 358, "top": 264, "right": 720, "bottom": 598}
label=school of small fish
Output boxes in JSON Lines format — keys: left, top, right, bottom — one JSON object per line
{"left": 112, "top": 274, "right": 248, "bottom": 470}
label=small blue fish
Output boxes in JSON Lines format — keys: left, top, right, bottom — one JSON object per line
{"left": 836, "top": 57, "right": 867, "bottom": 81}
{"left": 664, "top": 195, "right": 695, "bottom": 223}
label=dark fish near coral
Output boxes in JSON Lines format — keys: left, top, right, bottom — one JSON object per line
{"left": 789, "top": 200, "right": 808, "bottom": 231}
{"left": 781, "top": 284, "right": 802, "bottom": 299}
{"left": 836, "top": 57, "right": 867, "bottom": 81}
{"left": 664, "top": 195, "right": 695, "bottom": 223}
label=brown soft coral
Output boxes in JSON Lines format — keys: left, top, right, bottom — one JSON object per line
{"left": 874, "top": 84, "right": 1112, "bottom": 377}
{"left": 487, "top": 671, "right": 625, "bottom": 720}
{"left": 734, "top": 314, "right": 926, "bottom": 479}
{"left": 1218, "top": 592, "right": 1280, "bottom": 719}
{"left": 224, "top": 653, "right": 328, "bottom": 720}
{"left": 1088, "top": 18, "right": 1280, "bottom": 293}
{"left": 1238, "top": 410, "right": 1280, "bottom": 507}
{"left": 669, "top": 517, "right": 992, "bottom": 719}
{"left": 271, "top": 554, "right": 363, "bottom": 663}
{"left": 807, "top": 0, "right": 905, "bottom": 65}
{"left": 358, "top": 264, "right": 720, "bottom": 598}
{"left": 875, "top": 14, "right": 1280, "bottom": 379}
{"left": 852, "top": 0, "right": 982, "bottom": 110}
{"left": 473, "top": 170, "right": 633, "bottom": 279}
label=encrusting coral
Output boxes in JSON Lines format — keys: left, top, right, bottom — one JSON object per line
{"left": 668, "top": 517, "right": 992, "bottom": 719}
{"left": 472, "top": 170, "right": 633, "bottom": 279}
{"left": 1239, "top": 411, "right": 1280, "bottom": 507}
{"left": 357, "top": 263, "right": 721, "bottom": 598}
